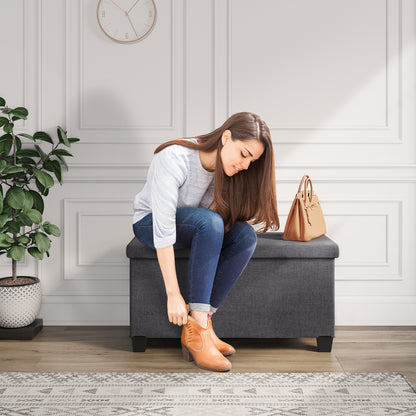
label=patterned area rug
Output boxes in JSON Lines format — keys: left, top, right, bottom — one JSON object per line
{"left": 0, "top": 372, "right": 415, "bottom": 415}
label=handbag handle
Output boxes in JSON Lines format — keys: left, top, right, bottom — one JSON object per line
{"left": 297, "top": 175, "right": 310, "bottom": 193}
{"left": 304, "top": 178, "right": 313, "bottom": 204}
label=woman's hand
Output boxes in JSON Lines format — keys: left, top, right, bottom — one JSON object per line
{"left": 167, "top": 292, "right": 188, "bottom": 326}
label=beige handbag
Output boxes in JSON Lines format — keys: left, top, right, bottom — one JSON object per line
{"left": 283, "top": 175, "right": 326, "bottom": 241}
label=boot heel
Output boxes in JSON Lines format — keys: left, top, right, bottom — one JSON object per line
{"left": 181, "top": 344, "right": 194, "bottom": 362}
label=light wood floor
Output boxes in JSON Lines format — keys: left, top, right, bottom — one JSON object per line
{"left": 1, "top": 326, "right": 415, "bottom": 387}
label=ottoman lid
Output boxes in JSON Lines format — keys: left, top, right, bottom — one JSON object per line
{"left": 126, "top": 232, "right": 339, "bottom": 259}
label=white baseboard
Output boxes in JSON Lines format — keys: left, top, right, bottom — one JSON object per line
{"left": 335, "top": 296, "right": 416, "bottom": 325}
{"left": 38, "top": 296, "right": 416, "bottom": 326}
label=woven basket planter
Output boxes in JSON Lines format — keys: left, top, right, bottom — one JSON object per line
{"left": 0, "top": 277, "right": 41, "bottom": 328}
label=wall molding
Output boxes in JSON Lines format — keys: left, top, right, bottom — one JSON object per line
{"left": 60, "top": 163, "right": 416, "bottom": 183}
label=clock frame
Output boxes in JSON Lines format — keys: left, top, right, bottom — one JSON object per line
{"left": 97, "top": 0, "right": 157, "bottom": 44}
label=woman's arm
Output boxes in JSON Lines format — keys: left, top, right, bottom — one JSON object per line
{"left": 156, "top": 245, "right": 188, "bottom": 326}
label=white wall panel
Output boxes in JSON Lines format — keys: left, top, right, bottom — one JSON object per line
{"left": 233, "top": 1, "right": 399, "bottom": 139}
{"left": 0, "top": 0, "right": 415, "bottom": 325}
{"left": 66, "top": 0, "right": 185, "bottom": 142}
{"left": 64, "top": 198, "right": 131, "bottom": 279}
{"left": 0, "top": 0, "right": 40, "bottom": 132}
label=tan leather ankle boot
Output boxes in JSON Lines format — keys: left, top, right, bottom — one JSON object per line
{"left": 207, "top": 316, "right": 236, "bottom": 356}
{"left": 181, "top": 314, "right": 231, "bottom": 372}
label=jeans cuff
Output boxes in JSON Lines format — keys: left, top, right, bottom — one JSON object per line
{"left": 210, "top": 305, "right": 218, "bottom": 313}
{"left": 189, "top": 303, "right": 211, "bottom": 312}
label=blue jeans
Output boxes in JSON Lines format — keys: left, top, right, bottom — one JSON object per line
{"left": 133, "top": 207, "right": 257, "bottom": 313}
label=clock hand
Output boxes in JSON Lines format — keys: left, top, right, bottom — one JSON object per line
{"left": 127, "top": 0, "right": 140, "bottom": 15}
{"left": 127, "top": 14, "right": 139, "bottom": 38}
{"left": 110, "top": 0, "right": 126, "bottom": 13}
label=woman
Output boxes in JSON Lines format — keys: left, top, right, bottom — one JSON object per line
{"left": 133, "top": 112, "right": 279, "bottom": 372}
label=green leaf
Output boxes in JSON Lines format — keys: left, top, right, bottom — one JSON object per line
{"left": 17, "top": 213, "right": 33, "bottom": 227}
{"left": 43, "top": 222, "right": 60, "bottom": 237}
{"left": 5, "top": 187, "right": 25, "bottom": 209}
{"left": 35, "top": 144, "right": 47, "bottom": 160}
{"left": 0, "top": 240, "right": 12, "bottom": 249}
{"left": 35, "top": 178, "right": 49, "bottom": 196}
{"left": 52, "top": 149, "right": 73, "bottom": 157}
{"left": 0, "top": 133, "right": 12, "bottom": 141}
{"left": 55, "top": 154, "right": 68, "bottom": 171}
{"left": 26, "top": 209, "right": 42, "bottom": 224}
{"left": 22, "top": 190, "right": 33, "bottom": 211}
{"left": 29, "top": 190, "right": 44, "bottom": 214}
{"left": 28, "top": 246, "right": 44, "bottom": 260}
{"left": 5, "top": 220, "right": 21, "bottom": 234}
{"left": 0, "top": 97, "right": 5, "bottom": 106}
{"left": 0, "top": 117, "right": 8, "bottom": 127}
{"left": 16, "top": 149, "right": 39, "bottom": 158}
{"left": 11, "top": 107, "right": 28, "bottom": 118}
{"left": 3, "top": 123, "right": 13, "bottom": 134}
{"left": 33, "top": 131, "right": 53, "bottom": 144}
{"left": 44, "top": 159, "right": 62, "bottom": 184}
{"left": 15, "top": 136, "right": 22, "bottom": 152}
{"left": 1, "top": 233, "right": 15, "bottom": 244}
{"left": 2, "top": 166, "right": 26, "bottom": 175}
{"left": 42, "top": 159, "right": 54, "bottom": 172}
{"left": 17, "top": 133, "right": 35, "bottom": 141}
{"left": 0, "top": 214, "right": 8, "bottom": 227}
{"left": 0, "top": 134, "right": 13, "bottom": 156}
{"left": 18, "top": 157, "right": 36, "bottom": 166}
{"left": 0, "top": 159, "right": 7, "bottom": 173}
{"left": 8, "top": 245, "right": 25, "bottom": 261}
{"left": 2, "top": 205, "right": 12, "bottom": 217}
{"left": 68, "top": 137, "right": 80, "bottom": 143}
{"left": 34, "top": 232, "right": 50, "bottom": 253}
{"left": 17, "top": 235, "right": 30, "bottom": 244}
{"left": 2, "top": 108, "right": 12, "bottom": 114}
{"left": 33, "top": 169, "right": 54, "bottom": 189}
{"left": 0, "top": 190, "right": 2, "bottom": 214}
{"left": 57, "top": 126, "right": 70, "bottom": 147}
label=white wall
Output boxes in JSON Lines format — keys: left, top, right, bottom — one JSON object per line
{"left": 1, "top": 0, "right": 415, "bottom": 325}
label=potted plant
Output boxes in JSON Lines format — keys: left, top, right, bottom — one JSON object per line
{"left": 0, "top": 96, "right": 79, "bottom": 335}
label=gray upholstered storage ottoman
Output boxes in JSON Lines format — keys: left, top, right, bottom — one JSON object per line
{"left": 127, "top": 232, "right": 339, "bottom": 353}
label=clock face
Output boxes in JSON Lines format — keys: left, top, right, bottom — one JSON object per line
{"left": 97, "top": 0, "right": 157, "bottom": 43}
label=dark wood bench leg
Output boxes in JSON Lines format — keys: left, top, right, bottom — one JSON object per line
{"left": 131, "top": 336, "right": 147, "bottom": 352}
{"left": 317, "top": 336, "right": 333, "bottom": 352}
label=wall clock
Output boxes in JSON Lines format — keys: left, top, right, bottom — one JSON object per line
{"left": 97, "top": 0, "right": 157, "bottom": 44}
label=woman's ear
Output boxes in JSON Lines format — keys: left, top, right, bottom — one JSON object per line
{"left": 221, "top": 130, "right": 232, "bottom": 146}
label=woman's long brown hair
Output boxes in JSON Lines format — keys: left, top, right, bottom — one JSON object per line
{"left": 154, "top": 112, "right": 280, "bottom": 233}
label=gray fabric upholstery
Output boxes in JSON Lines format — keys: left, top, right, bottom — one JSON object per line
{"left": 128, "top": 232, "right": 339, "bottom": 341}
{"left": 126, "top": 232, "right": 339, "bottom": 259}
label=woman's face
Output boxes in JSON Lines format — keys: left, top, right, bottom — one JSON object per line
{"left": 220, "top": 130, "right": 265, "bottom": 177}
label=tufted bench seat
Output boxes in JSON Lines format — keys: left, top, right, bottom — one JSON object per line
{"left": 127, "top": 232, "right": 339, "bottom": 353}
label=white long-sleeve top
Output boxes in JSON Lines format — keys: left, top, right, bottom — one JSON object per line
{"left": 133, "top": 138, "right": 215, "bottom": 248}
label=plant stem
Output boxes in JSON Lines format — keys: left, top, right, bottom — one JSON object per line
{"left": 8, "top": 113, "right": 16, "bottom": 166}
{"left": 12, "top": 259, "right": 17, "bottom": 281}
{"left": 12, "top": 207, "right": 18, "bottom": 281}
{"left": 10, "top": 115, "right": 18, "bottom": 282}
